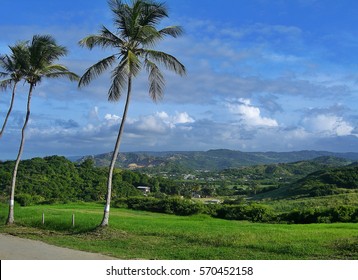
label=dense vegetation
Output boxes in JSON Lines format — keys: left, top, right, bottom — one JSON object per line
{"left": 0, "top": 156, "right": 171, "bottom": 204}
{"left": 1, "top": 155, "right": 358, "bottom": 224}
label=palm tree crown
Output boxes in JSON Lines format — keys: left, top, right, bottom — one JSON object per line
{"left": 0, "top": 42, "right": 29, "bottom": 138}
{"left": 79, "top": 0, "right": 185, "bottom": 100}
{"left": 25, "top": 35, "right": 79, "bottom": 87}
{"left": 0, "top": 41, "right": 29, "bottom": 90}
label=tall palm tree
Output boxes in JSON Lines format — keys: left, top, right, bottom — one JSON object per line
{"left": 0, "top": 42, "right": 29, "bottom": 138}
{"left": 79, "top": 0, "right": 186, "bottom": 226}
{"left": 6, "top": 35, "right": 79, "bottom": 225}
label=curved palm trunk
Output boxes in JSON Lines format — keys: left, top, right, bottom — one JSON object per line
{"left": 6, "top": 84, "right": 34, "bottom": 225}
{"left": 0, "top": 82, "right": 18, "bottom": 138}
{"left": 100, "top": 76, "right": 132, "bottom": 227}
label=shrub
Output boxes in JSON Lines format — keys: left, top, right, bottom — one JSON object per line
{"left": 114, "top": 196, "right": 204, "bottom": 216}
{"left": 15, "top": 193, "right": 45, "bottom": 206}
{"left": 214, "top": 204, "right": 274, "bottom": 222}
{"left": 331, "top": 206, "right": 356, "bottom": 222}
{"left": 279, "top": 206, "right": 358, "bottom": 224}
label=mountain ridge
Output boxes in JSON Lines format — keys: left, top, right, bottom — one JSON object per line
{"left": 75, "top": 149, "right": 358, "bottom": 171}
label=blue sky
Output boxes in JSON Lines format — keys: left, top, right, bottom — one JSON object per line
{"left": 1, "top": 0, "right": 358, "bottom": 159}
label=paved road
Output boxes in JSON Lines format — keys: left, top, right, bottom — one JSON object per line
{"left": 0, "top": 234, "right": 116, "bottom": 260}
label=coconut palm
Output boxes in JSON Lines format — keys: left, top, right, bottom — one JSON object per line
{"left": 6, "top": 35, "right": 79, "bottom": 224}
{"left": 0, "top": 42, "right": 29, "bottom": 138}
{"left": 79, "top": 0, "right": 186, "bottom": 226}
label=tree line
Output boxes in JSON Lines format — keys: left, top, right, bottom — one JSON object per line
{"left": 0, "top": 156, "right": 179, "bottom": 205}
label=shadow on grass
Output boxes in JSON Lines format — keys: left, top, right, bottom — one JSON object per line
{"left": 0, "top": 222, "right": 129, "bottom": 242}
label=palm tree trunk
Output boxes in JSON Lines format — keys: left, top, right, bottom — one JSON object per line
{"left": 0, "top": 82, "right": 17, "bottom": 138}
{"left": 6, "top": 84, "right": 33, "bottom": 225}
{"left": 100, "top": 76, "right": 132, "bottom": 227}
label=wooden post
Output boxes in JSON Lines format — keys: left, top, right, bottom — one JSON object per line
{"left": 72, "top": 213, "right": 75, "bottom": 227}
{"left": 42, "top": 212, "right": 45, "bottom": 225}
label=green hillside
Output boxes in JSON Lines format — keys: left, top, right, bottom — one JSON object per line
{"left": 253, "top": 164, "right": 358, "bottom": 200}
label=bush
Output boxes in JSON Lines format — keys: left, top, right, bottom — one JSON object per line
{"left": 214, "top": 204, "right": 274, "bottom": 222}
{"left": 331, "top": 206, "right": 356, "bottom": 222}
{"left": 279, "top": 206, "right": 358, "bottom": 224}
{"left": 114, "top": 196, "right": 204, "bottom": 216}
{"left": 112, "top": 198, "right": 128, "bottom": 208}
{"left": 15, "top": 193, "right": 45, "bottom": 206}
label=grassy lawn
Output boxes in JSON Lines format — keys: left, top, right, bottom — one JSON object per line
{"left": 0, "top": 202, "right": 357, "bottom": 260}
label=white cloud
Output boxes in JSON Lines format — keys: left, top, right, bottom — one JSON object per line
{"left": 227, "top": 98, "right": 279, "bottom": 127}
{"left": 86, "top": 106, "right": 100, "bottom": 121}
{"left": 302, "top": 114, "right": 354, "bottom": 136}
{"left": 128, "top": 111, "right": 195, "bottom": 133}
{"left": 104, "top": 113, "right": 121, "bottom": 125}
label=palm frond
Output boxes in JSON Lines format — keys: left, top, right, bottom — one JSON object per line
{"left": 0, "top": 72, "right": 8, "bottom": 78}
{"left": 145, "top": 50, "right": 186, "bottom": 76}
{"left": 43, "top": 65, "right": 79, "bottom": 81}
{"left": 79, "top": 26, "right": 123, "bottom": 49}
{"left": 139, "top": 0, "right": 168, "bottom": 26}
{"left": 46, "top": 71, "right": 79, "bottom": 82}
{"left": 139, "top": 25, "right": 163, "bottom": 46}
{"left": 0, "top": 79, "right": 13, "bottom": 91}
{"left": 0, "top": 71, "right": 8, "bottom": 79}
{"left": 159, "top": 26, "right": 184, "bottom": 38}
{"left": 0, "top": 55, "right": 14, "bottom": 73}
{"left": 145, "top": 59, "right": 164, "bottom": 102}
{"left": 127, "top": 50, "right": 141, "bottom": 77}
{"left": 140, "top": 25, "right": 182, "bottom": 47}
{"left": 78, "top": 55, "right": 117, "bottom": 87}
{"left": 108, "top": 57, "right": 128, "bottom": 102}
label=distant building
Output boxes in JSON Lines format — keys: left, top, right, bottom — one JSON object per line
{"left": 137, "top": 186, "right": 150, "bottom": 195}
{"left": 192, "top": 193, "right": 201, "bottom": 198}
{"left": 205, "top": 199, "right": 221, "bottom": 204}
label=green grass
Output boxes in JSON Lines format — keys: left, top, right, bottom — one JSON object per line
{"left": 1, "top": 202, "right": 358, "bottom": 259}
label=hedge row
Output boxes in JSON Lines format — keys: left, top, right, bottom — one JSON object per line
{"left": 278, "top": 205, "right": 358, "bottom": 223}
{"left": 113, "top": 197, "right": 358, "bottom": 224}
{"left": 114, "top": 196, "right": 204, "bottom": 216}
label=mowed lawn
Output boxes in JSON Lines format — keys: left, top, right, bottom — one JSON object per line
{"left": 0, "top": 203, "right": 357, "bottom": 259}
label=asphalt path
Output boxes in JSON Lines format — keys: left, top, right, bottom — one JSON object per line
{"left": 0, "top": 233, "right": 116, "bottom": 260}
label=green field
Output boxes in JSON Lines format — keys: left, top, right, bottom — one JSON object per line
{"left": 1, "top": 203, "right": 357, "bottom": 260}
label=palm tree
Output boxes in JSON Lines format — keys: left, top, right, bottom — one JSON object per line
{"left": 0, "top": 42, "right": 29, "bottom": 138}
{"left": 79, "top": 0, "right": 186, "bottom": 226}
{"left": 6, "top": 35, "right": 79, "bottom": 225}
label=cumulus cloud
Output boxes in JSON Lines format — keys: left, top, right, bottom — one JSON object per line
{"left": 104, "top": 113, "right": 121, "bottom": 123}
{"left": 128, "top": 111, "right": 195, "bottom": 134}
{"left": 227, "top": 98, "right": 279, "bottom": 127}
{"left": 301, "top": 114, "right": 354, "bottom": 136}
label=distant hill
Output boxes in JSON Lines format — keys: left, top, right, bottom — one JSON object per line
{"left": 223, "top": 156, "right": 351, "bottom": 180}
{"left": 253, "top": 163, "right": 358, "bottom": 200}
{"left": 75, "top": 149, "right": 358, "bottom": 171}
